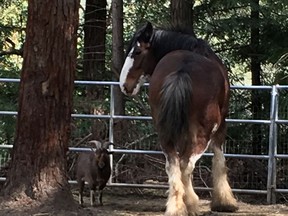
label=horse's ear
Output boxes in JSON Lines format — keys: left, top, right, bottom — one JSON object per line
{"left": 137, "top": 21, "right": 153, "bottom": 44}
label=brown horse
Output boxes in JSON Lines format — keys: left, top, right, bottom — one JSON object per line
{"left": 119, "top": 22, "right": 238, "bottom": 216}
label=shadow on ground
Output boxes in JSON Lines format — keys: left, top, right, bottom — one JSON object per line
{"left": 0, "top": 187, "right": 287, "bottom": 215}
{"left": 77, "top": 187, "right": 288, "bottom": 216}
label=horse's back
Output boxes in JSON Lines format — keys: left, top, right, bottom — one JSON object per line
{"left": 148, "top": 50, "right": 229, "bottom": 152}
{"left": 149, "top": 50, "right": 227, "bottom": 110}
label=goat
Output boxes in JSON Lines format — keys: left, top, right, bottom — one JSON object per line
{"left": 76, "top": 140, "right": 112, "bottom": 207}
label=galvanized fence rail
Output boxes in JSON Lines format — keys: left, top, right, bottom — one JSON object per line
{"left": 0, "top": 78, "right": 287, "bottom": 204}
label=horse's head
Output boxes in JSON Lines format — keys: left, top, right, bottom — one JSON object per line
{"left": 119, "top": 22, "right": 156, "bottom": 96}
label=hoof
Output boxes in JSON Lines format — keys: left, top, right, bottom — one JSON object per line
{"left": 186, "top": 204, "right": 199, "bottom": 216}
{"left": 211, "top": 204, "right": 239, "bottom": 212}
{"left": 188, "top": 212, "right": 199, "bottom": 216}
{"left": 164, "top": 213, "right": 188, "bottom": 216}
{"left": 91, "top": 203, "right": 103, "bottom": 207}
{"left": 165, "top": 209, "right": 188, "bottom": 216}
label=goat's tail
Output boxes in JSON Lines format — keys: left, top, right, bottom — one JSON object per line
{"left": 157, "top": 68, "right": 192, "bottom": 152}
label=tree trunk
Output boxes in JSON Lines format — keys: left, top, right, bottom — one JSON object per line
{"left": 83, "top": 0, "right": 107, "bottom": 99}
{"left": 111, "top": 0, "right": 127, "bottom": 156}
{"left": 2, "top": 0, "right": 79, "bottom": 211}
{"left": 83, "top": 0, "right": 107, "bottom": 141}
{"left": 251, "top": 0, "right": 261, "bottom": 86}
{"left": 250, "top": 0, "right": 262, "bottom": 155}
{"left": 112, "top": 0, "right": 124, "bottom": 115}
{"left": 170, "top": 0, "right": 195, "bottom": 31}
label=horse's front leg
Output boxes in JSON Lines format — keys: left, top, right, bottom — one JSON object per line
{"left": 164, "top": 151, "right": 188, "bottom": 216}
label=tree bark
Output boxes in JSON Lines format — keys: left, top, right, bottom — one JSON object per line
{"left": 110, "top": 0, "right": 127, "bottom": 152}
{"left": 112, "top": 0, "right": 124, "bottom": 115}
{"left": 83, "top": 0, "right": 107, "bottom": 99}
{"left": 83, "top": 0, "right": 107, "bottom": 141}
{"left": 2, "top": 0, "right": 79, "bottom": 210}
{"left": 170, "top": 0, "right": 195, "bottom": 31}
{"left": 250, "top": 0, "right": 262, "bottom": 155}
{"left": 251, "top": 0, "right": 261, "bottom": 86}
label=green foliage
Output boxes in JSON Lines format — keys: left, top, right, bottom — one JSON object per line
{"left": 194, "top": 0, "right": 288, "bottom": 84}
{"left": 0, "top": 0, "right": 26, "bottom": 147}
{"left": 0, "top": 0, "right": 287, "bottom": 173}
{"left": 0, "top": 0, "right": 27, "bottom": 72}
{"left": 123, "top": 0, "right": 170, "bottom": 48}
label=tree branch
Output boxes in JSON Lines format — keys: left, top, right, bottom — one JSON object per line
{"left": 0, "top": 24, "right": 25, "bottom": 31}
{"left": 0, "top": 49, "right": 23, "bottom": 57}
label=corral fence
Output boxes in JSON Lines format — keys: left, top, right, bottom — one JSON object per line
{"left": 0, "top": 78, "right": 287, "bottom": 204}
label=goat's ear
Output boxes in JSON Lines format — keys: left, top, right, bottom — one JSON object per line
{"left": 103, "top": 141, "right": 113, "bottom": 149}
{"left": 89, "top": 140, "right": 102, "bottom": 149}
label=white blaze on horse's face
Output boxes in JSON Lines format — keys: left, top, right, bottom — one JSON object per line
{"left": 119, "top": 42, "right": 147, "bottom": 96}
{"left": 119, "top": 47, "right": 135, "bottom": 95}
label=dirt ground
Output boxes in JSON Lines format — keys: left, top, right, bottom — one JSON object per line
{"left": 75, "top": 188, "right": 288, "bottom": 216}
{"left": 0, "top": 187, "right": 287, "bottom": 216}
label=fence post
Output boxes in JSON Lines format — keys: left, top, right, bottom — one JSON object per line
{"left": 108, "top": 84, "right": 115, "bottom": 184}
{"left": 267, "top": 85, "right": 278, "bottom": 204}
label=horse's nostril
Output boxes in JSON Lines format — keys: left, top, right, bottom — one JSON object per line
{"left": 123, "top": 83, "right": 132, "bottom": 94}
{"left": 123, "top": 83, "right": 128, "bottom": 92}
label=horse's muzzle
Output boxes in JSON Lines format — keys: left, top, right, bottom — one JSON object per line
{"left": 122, "top": 82, "right": 136, "bottom": 96}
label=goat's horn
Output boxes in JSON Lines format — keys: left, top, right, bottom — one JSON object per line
{"left": 89, "top": 140, "right": 102, "bottom": 149}
{"left": 103, "top": 141, "right": 113, "bottom": 149}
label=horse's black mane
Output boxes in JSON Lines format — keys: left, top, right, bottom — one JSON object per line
{"left": 151, "top": 25, "right": 212, "bottom": 62}
{"left": 157, "top": 24, "right": 196, "bottom": 37}
{"left": 126, "top": 23, "right": 216, "bottom": 63}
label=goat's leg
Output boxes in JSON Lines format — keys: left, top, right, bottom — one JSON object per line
{"left": 78, "top": 180, "right": 85, "bottom": 207}
{"left": 98, "top": 188, "right": 104, "bottom": 206}
{"left": 90, "top": 189, "right": 96, "bottom": 207}
{"left": 95, "top": 186, "right": 104, "bottom": 206}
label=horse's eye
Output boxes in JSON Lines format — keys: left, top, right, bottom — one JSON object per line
{"left": 134, "top": 49, "right": 141, "bottom": 56}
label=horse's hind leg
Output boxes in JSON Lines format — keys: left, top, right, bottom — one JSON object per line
{"left": 210, "top": 124, "right": 238, "bottom": 212}
{"left": 164, "top": 150, "right": 188, "bottom": 216}
{"left": 180, "top": 157, "right": 199, "bottom": 216}
{"left": 180, "top": 130, "right": 213, "bottom": 216}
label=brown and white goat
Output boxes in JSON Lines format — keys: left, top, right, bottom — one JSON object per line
{"left": 76, "top": 140, "right": 112, "bottom": 207}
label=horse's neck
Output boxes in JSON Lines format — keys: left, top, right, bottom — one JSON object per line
{"left": 151, "top": 30, "right": 201, "bottom": 62}
{"left": 151, "top": 31, "right": 226, "bottom": 71}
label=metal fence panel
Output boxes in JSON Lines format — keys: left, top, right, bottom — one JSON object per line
{"left": 0, "top": 78, "right": 288, "bottom": 204}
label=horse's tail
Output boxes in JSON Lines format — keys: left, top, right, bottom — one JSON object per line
{"left": 158, "top": 68, "right": 192, "bottom": 151}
